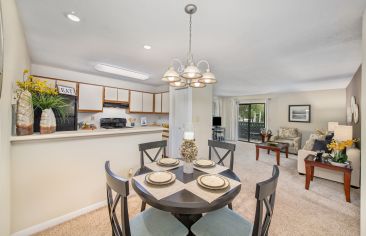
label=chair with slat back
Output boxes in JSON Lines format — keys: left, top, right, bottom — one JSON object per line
{"left": 191, "top": 165, "right": 280, "bottom": 236}
{"left": 253, "top": 165, "right": 280, "bottom": 236}
{"left": 208, "top": 140, "right": 236, "bottom": 171}
{"left": 105, "top": 161, "right": 131, "bottom": 236}
{"left": 138, "top": 140, "right": 167, "bottom": 211}
{"left": 139, "top": 140, "right": 167, "bottom": 169}
{"left": 105, "top": 161, "right": 189, "bottom": 236}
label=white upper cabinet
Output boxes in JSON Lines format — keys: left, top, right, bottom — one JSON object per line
{"left": 154, "top": 93, "right": 162, "bottom": 113}
{"left": 117, "top": 89, "right": 129, "bottom": 103}
{"left": 142, "top": 93, "right": 154, "bottom": 112}
{"left": 78, "top": 83, "right": 104, "bottom": 112}
{"left": 129, "top": 91, "right": 143, "bottom": 112}
{"left": 104, "top": 87, "right": 118, "bottom": 101}
{"left": 162, "top": 92, "right": 169, "bottom": 113}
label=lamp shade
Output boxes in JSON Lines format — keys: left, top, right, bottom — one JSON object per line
{"left": 334, "top": 125, "right": 353, "bottom": 141}
{"left": 200, "top": 69, "right": 217, "bottom": 84}
{"left": 190, "top": 79, "right": 206, "bottom": 88}
{"left": 170, "top": 80, "right": 187, "bottom": 87}
{"left": 328, "top": 122, "right": 339, "bottom": 132}
{"left": 181, "top": 63, "right": 202, "bottom": 79}
{"left": 162, "top": 66, "right": 180, "bottom": 82}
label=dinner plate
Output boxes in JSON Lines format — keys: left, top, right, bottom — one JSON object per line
{"left": 146, "top": 171, "right": 172, "bottom": 183}
{"left": 197, "top": 175, "right": 230, "bottom": 190}
{"left": 157, "top": 158, "right": 179, "bottom": 166}
{"left": 145, "top": 172, "right": 176, "bottom": 186}
{"left": 193, "top": 159, "right": 215, "bottom": 168}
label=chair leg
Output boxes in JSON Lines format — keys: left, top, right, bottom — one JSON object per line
{"left": 228, "top": 203, "right": 233, "bottom": 210}
{"left": 141, "top": 201, "right": 146, "bottom": 212}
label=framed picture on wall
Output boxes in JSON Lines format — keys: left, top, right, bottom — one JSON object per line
{"left": 288, "top": 105, "right": 311, "bottom": 123}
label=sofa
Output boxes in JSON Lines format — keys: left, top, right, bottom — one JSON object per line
{"left": 298, "top": 133, "right": 361, "bottom": 187}
{"left": 271, "top": 127, "right": 301, "bottom": 154}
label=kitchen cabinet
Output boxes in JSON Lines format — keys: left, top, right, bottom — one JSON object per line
{"left": 129, "top": 91, "right": 143, "bottom": 112}
{"left": 162, "top": 92, "right": 169, "bottom": 113}
{"left": 117, "top": 89, "right": 129, "bottom": 103}
{"left": 154, "top": 93, "right": 162, "bottom": 113}
{"left": 142, "top": 93, "right": 154, "bottom": 112}
{"left": 104, "top": 87, "right": 118, "bottom": 101}
{"left": 78, "top": 83, "right": 104, "bottom": 112}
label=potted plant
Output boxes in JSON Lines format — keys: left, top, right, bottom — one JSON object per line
{"left": 17, "top": 73, "right": 66, "bottom": 134}
{"left": 180, "top": 139, "right": 198, "bottom": 174}
{"left": 327, "top": 139, "right": 358, "bottom": 167}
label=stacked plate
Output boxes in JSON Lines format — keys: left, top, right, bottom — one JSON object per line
{"left": 157, "top": 158, "right": 180, "bottom": 167}
{"left": 197, "top": 174, "right": 230, "bottom": 190}
{"left": 193, "top": 159, "right": 216, "bottom": 168}
{"left": 145, "top": 171, "right": 176, "bottom": 185}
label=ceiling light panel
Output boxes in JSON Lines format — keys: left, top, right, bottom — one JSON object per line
{"left": 95, "top": 64, "right": 149, "bottom": 80}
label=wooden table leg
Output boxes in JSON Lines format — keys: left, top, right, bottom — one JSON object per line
{"left": 267, "top": 149, "right": 270, "bottom": 154}
{"left": 276, "top": 150, "right": 280, "bottom": 165}
{"left": 305, "top": 164, "right": 311, "bottom": 190}
{"left": 256, "top": 147, "right": 259, "bottom": 161}
{"left": 310, "top": 166, "right": 314, "bottom": 181}
{"left": 344, "top": 171, "right": 351, "bottom": 203}
{"left": 285, "top": 147, "right": 289, "bottom": 158}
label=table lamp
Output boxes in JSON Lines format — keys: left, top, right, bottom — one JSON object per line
{"left": 334, "top": 125, "right": 353, "bottom": 141}
{"left": 328, "top": 122, "right": 339, "bottom": 132}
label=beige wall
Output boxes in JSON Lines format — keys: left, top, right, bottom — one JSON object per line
{"left": 346, "top": 65, "right": 362, "bottom": 142}
{"left": 11, "top": 131, "right": 162, "bottom": 233}
{"left": 192, "top": 85, "right": 213, "bottom": 158}
{"left": 222, "top": 89, "right": 347, "bottom": 145}
{"left": 360, "top": 9, "right": 366, "bottom": 236}
{"left": 0, "top": 0, "right": 30, "bottom": 235}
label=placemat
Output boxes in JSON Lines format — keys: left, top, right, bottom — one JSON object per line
{"left": 184, "top": 176, "right": 241, "bottom": 203}
{"left": 193, "top": 163, "right": 229, "bottom": 174}
{"left": 145, "top": 160, "right": 183, "bottom": 172}
{"left": 133, "top": 172, "right": 185, "bottom": 200}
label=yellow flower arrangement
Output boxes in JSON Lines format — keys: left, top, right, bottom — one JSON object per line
{"left": 327, "top": 139, "right": 357, "bottom": 151}
{"left": 17, "top": 71, "right": 58, "bottom": 96}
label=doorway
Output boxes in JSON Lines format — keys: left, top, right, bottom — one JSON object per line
{"left": 238, "top": 103, "right": 265, "bottom": 143}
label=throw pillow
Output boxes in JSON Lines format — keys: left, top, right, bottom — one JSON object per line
{"left": 312, "top": 140, "right": 327, "bottom": 152}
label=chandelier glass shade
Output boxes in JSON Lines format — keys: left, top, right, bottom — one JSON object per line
{"left": 161, "top": 4, "right": 216, "bottom": 88}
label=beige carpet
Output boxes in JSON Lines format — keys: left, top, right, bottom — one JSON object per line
{"left": 36, "top": 142, "right": 360, "bottom": 236}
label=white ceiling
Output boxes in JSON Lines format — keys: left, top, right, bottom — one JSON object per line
{"left": 17, "top": 0, "right": 366, "bottom": 96}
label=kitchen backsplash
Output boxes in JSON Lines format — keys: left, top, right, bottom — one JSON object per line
{"left": 78, "top": 107, "right": 168, "bottom": 129}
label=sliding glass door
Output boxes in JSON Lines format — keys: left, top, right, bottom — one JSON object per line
{"left": 238, "top": 103, "right": 265, "bottom": 143}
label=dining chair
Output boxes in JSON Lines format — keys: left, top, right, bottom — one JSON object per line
{"left": 105, "top": 161, "right": 188, "bottom": 236}
{"left": 139, "top": 140, "right": 167, "bottom": 169}
{"left": 191, "top": 165, "right": 280, "bottom": 236}
{"left": 208, "top": 140, "right": 236, "bottom": 171}
{"left": 138, "top": 140, "right": 167, "bottom": 211}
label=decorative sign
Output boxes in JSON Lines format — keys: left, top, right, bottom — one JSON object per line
{"left": 57, "top": 85, "right": 76, "bottom": 96}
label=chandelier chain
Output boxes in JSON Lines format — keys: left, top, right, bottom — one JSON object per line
{"left": 188, "top": 14, "right": 192, "bottom": 62}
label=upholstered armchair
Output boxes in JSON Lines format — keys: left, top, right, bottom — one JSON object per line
{"left": 271, "top": 127, "right": 302, "bottom": 154}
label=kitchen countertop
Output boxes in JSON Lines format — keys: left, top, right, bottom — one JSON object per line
{"left": 10, "top": 126, "right": 166, "bottom": 143}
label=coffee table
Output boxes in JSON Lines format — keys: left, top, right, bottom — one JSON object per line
{"left": 304, "top": 155, "right": 352, "bottom": 202}
{"left": 255, "top": 142, "right": 289, "bottom": 165}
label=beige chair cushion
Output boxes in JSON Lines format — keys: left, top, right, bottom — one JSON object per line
{"left": 276, "top": 139, "right": 295, "bottom": 147}
{"left": 279, "top": 127, "right": 298, "bottom": 138}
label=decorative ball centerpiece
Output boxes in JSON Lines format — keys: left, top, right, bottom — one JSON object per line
{"left": 180, "top": 124, "right": 198, "bottom": 174}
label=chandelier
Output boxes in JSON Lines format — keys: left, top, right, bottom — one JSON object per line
{"left": 161, "top": 4, "right": 217, "bottom": 88}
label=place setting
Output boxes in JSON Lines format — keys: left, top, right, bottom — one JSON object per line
{"left": 192, "top": 159, "right": 229, "bottom": 174}
{"left": 145, "top": 157, "right": 183, "bottom": 172}
{"left": 132, "top": 170, "right": 185, "bottom": 200}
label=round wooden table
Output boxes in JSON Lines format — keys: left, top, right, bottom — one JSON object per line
{"left": 132, "top": 165, "right": 241, "bottom": 230}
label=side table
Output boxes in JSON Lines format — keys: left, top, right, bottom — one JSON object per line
{"left": 304, "top": 155, "right": 352, "bottom": 202}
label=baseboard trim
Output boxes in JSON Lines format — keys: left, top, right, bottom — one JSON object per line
{"left": 11, "top": 201, "right": 107, "bottom": 236}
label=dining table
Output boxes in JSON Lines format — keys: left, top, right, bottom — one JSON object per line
{"left": 131, "top": 159, "right": 242, "bottom": 233}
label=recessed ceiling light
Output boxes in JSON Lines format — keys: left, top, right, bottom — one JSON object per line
{"left": 95, "top": 64, "right": 149, "bottom": 80}
{"left": 66, "top": 12, "right": 81, "bottom": 22}
{"left": 144, "top": 45, "right": 152, "bottom": 50}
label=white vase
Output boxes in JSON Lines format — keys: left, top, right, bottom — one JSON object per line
{"left": 40, "top": 108, "right": 56, "bottom": 134}
{"left": 16, "top": 90, "right": 34, "bottom": 136}
{"left": 183, "top": 161, "right": 194, "bottom": 174}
